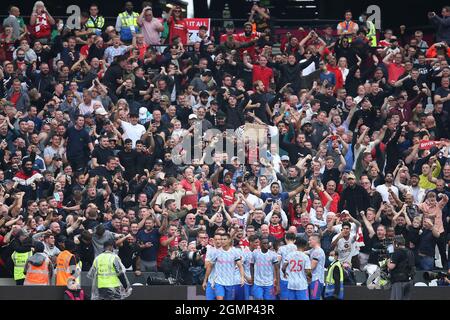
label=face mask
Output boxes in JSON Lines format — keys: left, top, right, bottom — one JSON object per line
{"left": 17, "top": 56, "right": 25, "bottom": 61}
{"left": 328, "top": 256, "right": 335, "bottom": 263}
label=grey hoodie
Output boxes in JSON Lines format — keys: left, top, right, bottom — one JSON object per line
{"left": 28, "top": 252, "right": 47, "bottom": 266}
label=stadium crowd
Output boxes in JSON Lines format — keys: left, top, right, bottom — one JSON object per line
{"left": 0, "top": 0, "right": 449, "bottom": 299}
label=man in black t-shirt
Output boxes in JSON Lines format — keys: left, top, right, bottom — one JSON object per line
{"left": 388, "top": 236, "right": 415, "bottom": 300}
{"left": 91, "top": 136, "right": 115, "bottom": 167}
{"left": 434, "top": 77, "right": 450, "bottom": 113}
{"left": 64, "top": 115, "right": 94, "bottom": 171}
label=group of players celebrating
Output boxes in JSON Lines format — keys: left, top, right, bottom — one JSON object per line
{"left": 202, "top": 232, "right": 327, "bottom": 300}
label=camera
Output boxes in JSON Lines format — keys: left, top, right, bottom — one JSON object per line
{"left": 423, "top": 271, "right": 449, "bottom": 281}
{"left": 174, "top": 249, "right": 204, "bottom": 262}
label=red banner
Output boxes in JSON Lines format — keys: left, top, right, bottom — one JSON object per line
{"left": 419, "top": 140, "right": 437, "bottom": 150}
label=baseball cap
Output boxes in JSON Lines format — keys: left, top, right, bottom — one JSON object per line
{"left": 281, "top": 155, "right": 290, "bottom": 161}
{"left": 155, "top": 159, "right": 163, "bottom": 165}
{"left": 347, "top": 172, "right": 356, "bottom": 180}
{"left": 301, "top": 120, "right": 312, "bottom": 128}
{"left": 139, "top": 107, "right": 149, "bottom": 120}
{"left": 199, "top": 90, "right": 210, "bottom": 98}
{"left": 225, "top": 22, "right": 234, "bottom": 29}
{"left": 224, "top": 171, "right": 234, "bottom": 177}
{"left": 95, "top": 107, "right": 108, "bottom": 116}
{"left": 217, "top": 111, "right": 226, "bottom": 119}
{"left": 161, "top": 95, "right": 170, "bottom": 102}
{"left": 188, "top": 114, "right": 198, "bottom": 120}
{"left": 202, "top": 69, "right": 213, "bottom": 77}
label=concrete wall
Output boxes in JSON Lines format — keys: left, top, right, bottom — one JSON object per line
{"left": 0, "top": 285, "right": 449, "bottom": 300}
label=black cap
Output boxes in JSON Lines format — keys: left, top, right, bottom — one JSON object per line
{"left": 34, "top": 241, "right": 45, "bottom": 253}
{"left": 217, "top": 111, "right": 226, "bottom": 119}
{"left": 155, "top": 159, "right": 163, "bottom": 165}
{"left": 225, "top": 22, "right": 234, "bottom": 29}
{"left": 199, "top": 90, "right": 210, "bottom": 98}
{"left": 202, "top": 70, "right": 213, "bottom": 77}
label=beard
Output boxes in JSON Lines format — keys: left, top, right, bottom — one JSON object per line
{"left": 23, "top": 167, "right": 33, "bottom": 176}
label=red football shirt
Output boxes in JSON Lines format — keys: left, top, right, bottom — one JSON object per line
{"left": 269, "top": 224, "right": 285, "bottom": 240}
{"left": 180, "top": 179, "right": 202, "bottom": 208}
{"left": 220, "top": 33, "right": 239, "bottom": 44}
{"left": 387, "top": 63, "right": 405, "bottom": 85}
{"left": 236, "top": 32, "right": 260, "bottom": 59}
{"left": 252, "top": 64, "right": 273, "bottom": 91}
{"left": 168, "top": 17, "right": 188, "bottom": 45}
{"left": 157, "top": 235, "right": 180, "bottom": 267}
{"left": 220, "top": 184, "right": 236, "bottom": 207}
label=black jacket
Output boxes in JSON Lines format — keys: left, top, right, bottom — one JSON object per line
{"left": 102, "top": 62, "right": 124, "bottom": 92}
{"left": 338, "top": 184, "right": 370, "bottom": 218}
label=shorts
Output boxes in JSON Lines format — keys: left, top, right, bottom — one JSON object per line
{"left": 279, "top": 280, "right": 290, "bottom": 300}
{"left": 215, "top": 284, "right": 235, "bottom": 300}
{"left": 206, "top": 282, "right": 216, "bottom": 300}
{"left": 309, "top": 280, "right": 324, "bottom": 300}
{"left": 288, "top": 289, "right": 309, "bottom": 300}
{"left": 244, "top": 283, "right": 253, "bottom": 300}
{"left": 252, "top": 285, "right": 275, "bottom": 300}
{"left": 234, "top": 284, "right": 245, "bottom": 300}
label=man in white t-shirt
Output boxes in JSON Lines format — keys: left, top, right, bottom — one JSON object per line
{"left": 116, "top": 113, "right": 146, "bottom": 147}
{"left": 78, "top": 90, "right": 95, "bottom": 115}
{"left": 375, "top": 172, "right": 399, "bottom": 203}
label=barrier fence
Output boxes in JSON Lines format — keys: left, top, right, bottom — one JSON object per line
{"left": 0, "top": 284, "right": 448, "bottom": 300}
{"left": 0, "top": 270, "right": 443, "bottom": 287}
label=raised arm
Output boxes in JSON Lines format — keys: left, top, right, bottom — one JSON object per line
{"left": 244, "top": 181, "right": 262, "bottom": 198}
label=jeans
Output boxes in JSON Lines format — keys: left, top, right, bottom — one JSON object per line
{"left": 140, "top": 259, "right": 157, "bottom": 272}
{"left": 419, "top": 255, "right": 434, "bottom": 271}
{"left": 436, "top": 233, "right": 448, "bottom": 269}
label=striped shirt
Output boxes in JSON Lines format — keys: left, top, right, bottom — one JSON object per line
{"left": 209, "top": 247, "right": 241, "bottom": 286}
{"left": 251, "top": 249, "right": 279, "bottom": 286}
{"left": 277, "top": 243, "right": 297, "bottom": 281}
{"left": 284, "top": 251, "right": 311, "bottom": 290}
